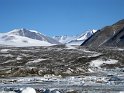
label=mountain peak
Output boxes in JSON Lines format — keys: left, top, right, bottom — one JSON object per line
{"left": 1, "top": 28, "right": 61, "bottom": 46}
{"left": 77, "top": 29, "right": 97, "bottom": 41}
{"left": 9, "top": 28, "right": 27, "bottom": 32}
{"left": 8, "top": 28, "right": 41, "bottom": 35}
{"left": 53, "top": 29, "right": 97, "bottom": 45}
{"left": 92, "top": 29, "right": 97, "bottom": 33}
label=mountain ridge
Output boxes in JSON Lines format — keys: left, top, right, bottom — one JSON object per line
{"left": 81, "top": 19, "right": 124, "bottom": 48}
{"left": 0, "top": 28, "right": 98, "bottom": 46}
{"left": 0, "top": 28, "right": 60, "bottom": 47}
{"left": 53, "top": 29, "right": 97, "bottom": 45}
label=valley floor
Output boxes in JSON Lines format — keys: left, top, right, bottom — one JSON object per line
{"left": 0, "top": 45, "right": 124, "bottom": 93}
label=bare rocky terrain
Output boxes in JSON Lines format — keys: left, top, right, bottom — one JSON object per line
{"left": 81, "top": 19, "right": 124, "bottom": 48}
{"left": 0, "top": 45, "right": 124, "bottom": 93}
{"left": 0, "top": 45, "right": 123, "bottom": 78}
{"left": 0, "top": 45, "right": 98, "bottom": 77}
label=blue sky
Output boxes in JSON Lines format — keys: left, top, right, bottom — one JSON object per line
{"left": 0, "top": 0, "right": 124, "bottom": 36}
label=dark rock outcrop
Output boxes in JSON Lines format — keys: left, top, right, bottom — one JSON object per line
{"left": 81, "top": 19, "right": 124, "bottom": 48}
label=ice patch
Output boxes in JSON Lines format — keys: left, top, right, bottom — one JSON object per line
{"left": 82, "top": 53, "right": 102, "bottom": 58}
{"left": 82, "top": 49, "right": 93, "bottom": 53}
{"left": 0, "top": 54, "right": 13, "bottom": 57}
{"left": 0, "top": 91, "right": 16, "bottom": 93}
{"left": 3, "top": 60, "right": 15, "bottom": 64}
{"left": 66, "top": 45, "right": 76, "bottom": 49}
{"left": 29, "top": 30, "right": 42, "bottom": 34}
{"left": 55, "top": 91, "right": 60, "bottom": 93}
{"left": 26, "top": 58, "right": 46, "bottom": 64}
{"left": 21, "top": 87, "right": 36, "bottom": 93}
{"left": 0, "top": 49, "right": 10, "bottom": 53}
{"left": 88, "top": 68, "right": 94, "bottom": 72}
{"left": 90, "top": 59, "right": 118, "bottom": 67}
{"left": 117, "top": 48, "right": 124, "bottom": 51}
{"left": 119, "top": 91, "right": 124, "bottom": 93}
{"left": 16, "top": 56, "right": 22, "bottom": 60}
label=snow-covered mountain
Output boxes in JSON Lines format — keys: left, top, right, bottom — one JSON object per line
{"left": 53, "top": 29, "right": 97, "bottom": 45}
{"left": 53, "top": 35, "right": 77, "bottom": 44}
{"left": 77, "top": 29, "right": 97, "bottom": 41}
{"left": 0, "top": 28, "right": 60, "bottom": 47}
{"left": 67, "top": 29, "right": 97, "bottom": 45}
{"left": 0, "top": 28, "right": 97, "bottom": 46}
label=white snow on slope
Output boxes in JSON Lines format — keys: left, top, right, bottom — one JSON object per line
{"left": 66, "top": 40, "right": 84, "bottom": 45}
{"left": 53, "top": 35, "right": 77, "bottom": 44}
{"left": 0, "top": 29, "right": 57, "bottom": 46}
{"left": 0, "top": 28, "right": 62, "bottom": 47}
{"left": 77, "top": 29, "right": 97, "bottom": 41}
{"left": 90, "top": 59, "right": 118, "bottom": 67}
{"left": 0, "top": 35, "right": 53, "bottom": 47}
{"left": 8, "top": 28, "right": 60, "bottom": 44}
{"left": 53, "top": 29, "right": 97, "bottom": 45}
{"left": 70, "top": 29, "right": 97, "bottom": 45}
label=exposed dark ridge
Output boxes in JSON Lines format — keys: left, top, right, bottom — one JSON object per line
{"left": 113, "top": 19, "right": 124, "bottom": 26}
{"left": 81, "top": 19, "right": 124, "bottom": 48}
{"left": 103, "top": 26, "right": 124, "bottom": 47}
{"left": 81, "top": 30, "right": 99, "bottom": 46}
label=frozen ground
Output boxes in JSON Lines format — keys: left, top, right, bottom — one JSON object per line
{"left": 0, "top": 45, "right": 124, "bottom": 92}
{"left": 0, "top": 76, "right": 124, "bottom": 93}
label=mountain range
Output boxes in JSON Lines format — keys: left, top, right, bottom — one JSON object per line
{"left": 53, "top": 29, "right": 97, "bottom": 45}
{"left": 0, "top": 28, "right": 97, "bottom": 47}
{"left": 1, "top": 19, "right": 124, "bottom": 47}
{"left": 0, "top": 28, "right": 60, "bottom": 47}
{"left": 81, "top": 19, "right": 124, "bottom": 48}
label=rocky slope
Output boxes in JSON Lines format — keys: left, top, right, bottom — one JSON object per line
{"left": 81, "top": 19, "right": 124, "bottom": 48}
{"left": 0, "top": 45, "right": 123, "bottom": 77}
